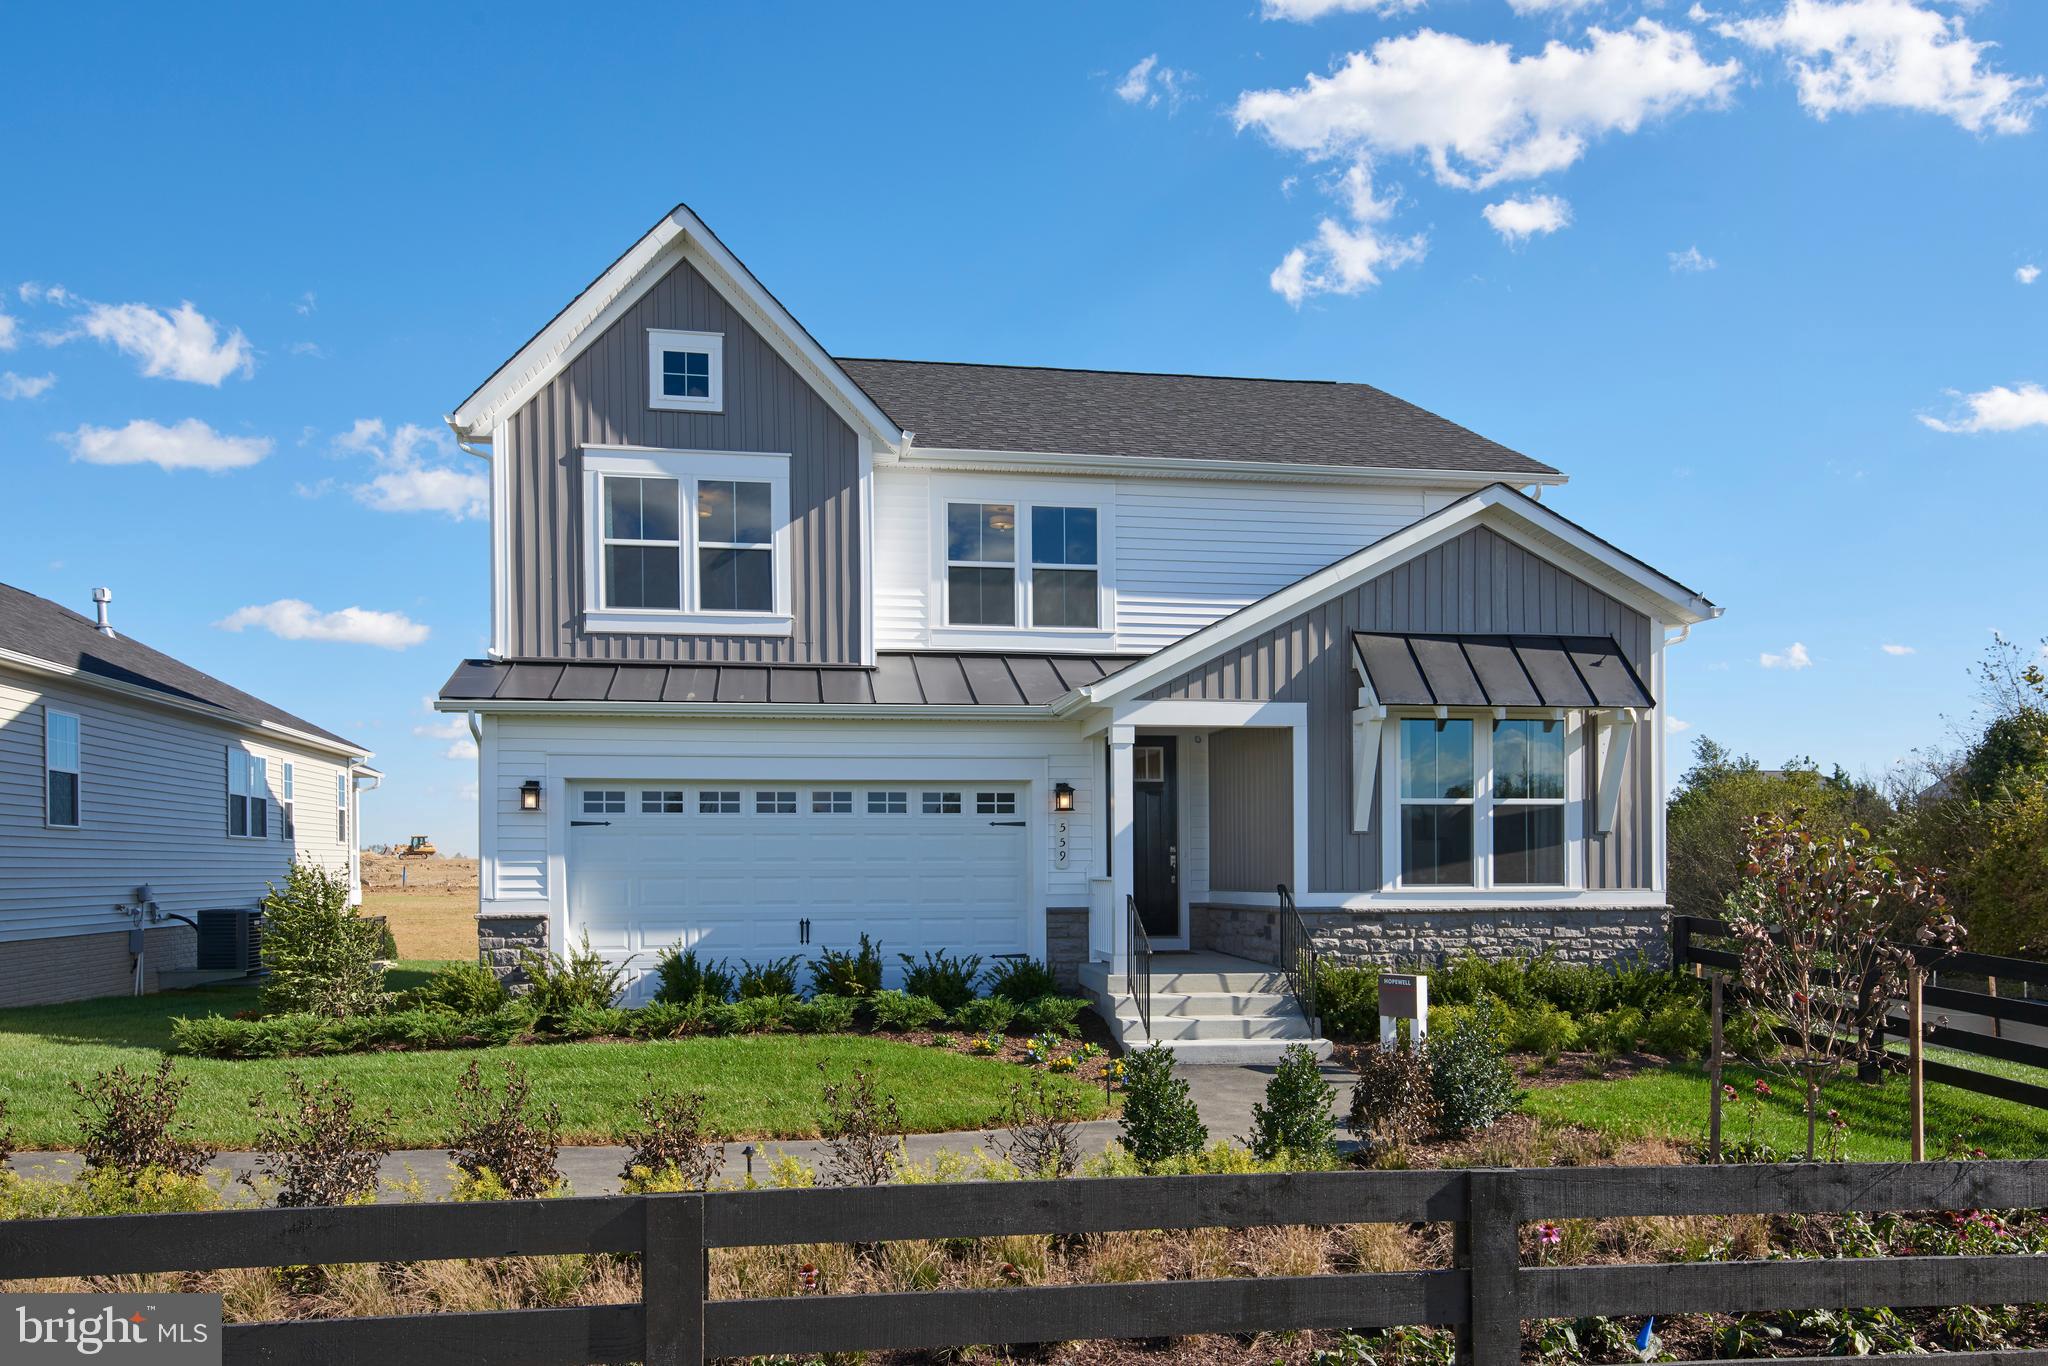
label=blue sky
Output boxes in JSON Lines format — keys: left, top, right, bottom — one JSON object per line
{"left": 2, "top": 0, "right": 2042, "bottom": 847}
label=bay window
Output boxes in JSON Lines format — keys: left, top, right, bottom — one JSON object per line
{"left": 1393, "top": 715, "right": 1573, "bottom": 889}
{"left": 583, "top": 449, "right": 791, "bottom": 633}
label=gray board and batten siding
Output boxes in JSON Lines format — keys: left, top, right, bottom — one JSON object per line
{"left": 500, "top": 256, "right": 863, "bottom": 664}
{"left": 1143, "top": 525, "right": 1658, "bottom": 896}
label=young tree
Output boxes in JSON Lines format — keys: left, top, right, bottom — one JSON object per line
{"left": 260, "top": 860, "right": 386, "bottom": 1018}
{"left": 1726, "top": 811, "right": 1960, "bottom": 1159}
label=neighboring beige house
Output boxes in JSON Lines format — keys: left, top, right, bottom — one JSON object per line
{"left": 0, "top": 582, "right": 377, "bottom": 1007}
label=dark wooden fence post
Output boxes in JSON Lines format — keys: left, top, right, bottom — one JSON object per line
{"left": 1671, "top": 917, "right": 1691, "bottom": 977}
{"left": 643, "top": 1193, "right": 706, "bottom": 1366}
{"left": 1458, "top": 1169, "right": 1521, "bottom": 1365}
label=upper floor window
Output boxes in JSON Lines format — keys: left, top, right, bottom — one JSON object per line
{"left": 943, "top": 497, "right": 1105, "bottom": 632}
{"left": 1395, "top": 717, "right": 1570, "bottom": 890}
{"left": 44, "top": 707, "right": 80, "bottom": 828}
{"left": 229, "top": 750, "right": 269, "bottom": 839}
{"left": 281, "top": 761, "right": 296, "bottom": 838}
{"left": 1030, "top": 506, "right": 1098, "bottom": 628}
{"left": 947, "top": 502, "right": 1016, "bottom": 626}
{"left": 336, "top": 771, "right": 349, "bottom": 845}
{"left": 583, "top": 449, "right": 791, "bottom": 634}
{"left": 602, "top": 476, "right": 682, "bottom": 610}
{"left": 646, "top": 329, "right": 723, "bottom": 413}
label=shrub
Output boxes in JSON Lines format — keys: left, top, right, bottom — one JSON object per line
{"left": 249, "top": 1073, "right": 392, "bottom": 1207}
{"left": 1504, "top": 1001, "right": 1580, "bottom": 1058}
{"left": 698, "top": 1001, "right": 747, "bottom": 1036}
{"left": 898, "top": 950, "right": 983, "bottom": 1012}
{"left": 951, "top": 995, "right": 1016, "bottom": 1035}
{"left": 1433, "top": 952, "right": 1531, "bottom": 1010}
{"left": 1016, "top": 994, "right": 1086, "bottom": 1038}
{"left": 818, "top": 1063, "right": 904, "bottom": 1186}
{"left": 69, "top": 1059, "right": 212, "bottom": 1178}
{"left": 447, "top": 1060, "right": 562, "bottom": 1200}
{"left": 810, "top": 934, "right": 884, "bottom": 998}
{"left": 1117, "top": 1044, "right": 1207, "bottom": 1166}
{"left": 1314, "top": 962, "right": 1382, "bottom": 1041}
{"left": 1643, "top": 1001, "right": 1711, "bottom": 1060}
{"left": 1348, "top": 1043, "right": 1436, "bottom": 1146}
{"left": 519, "top": 932, "right": 631, "bottom": 1027}
{"left": 370, "top": 917, "right": 400, "bottom": 961}
{"left": 1427, "top": 1000, "right": 1517, "bottom": 1138}
{"left": 736, "top": 955, "right": 802, "bottom": 1000}
{"left": 991, "top": 1076, "right": 1083, "bottom": 1179}
{"left": 788, "top": 993, "right": 859, "bottom": 1034}
{"left": 1250, "top": 1043, "right": 1339, "bottom": 1163}
{"left": 869, "top": 990, "right": 946, "bottom": 1033}
{"left": 727, "top": 995, "right": 792, "bottom": 1033}
{"left": 1522, "top": 952, "right": 1605, "bottom": 1017}
{"left": 630, "top": 1000, "right": 692, "bottom": 1039}
{"left": 1580, "top": 1006, "right": 1646, "bottom": 1055}
{"left": 413, "top": 961, "right": 507, "bottom": 1016}
{"left": 982, "top": 956, "right": 1060, "bottom": 1004}
{"left": 558, "top": 1005, "right": 633, "bottom": 1039}
{"left": 653, "top": 946, "right": 734, "bottom": 1004}
{"left": 0, "top": 1165, "right": 221, "bottom": 1219}
{"left": 619, "top": 1078, "right": 720, "bottom": 1191}
{"left": 259, "top": 860, "right": 386, "bottom": 1018}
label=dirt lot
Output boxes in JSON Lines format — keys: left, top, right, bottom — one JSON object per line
{"left": 361, "top": 852, "right": 477, "bottom": 962}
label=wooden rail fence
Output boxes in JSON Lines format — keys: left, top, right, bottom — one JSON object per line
{"left": 4, "top": 1161, "right": 2046, "bottom": 1364}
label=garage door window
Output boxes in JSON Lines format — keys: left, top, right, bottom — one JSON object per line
{"left": 922, "top": 791, "right": 963, "bottom": 815}
{"left": 868, "top": 791, "right": 907, "bottom": 815}
{"left": 811, "top": 790, "right": 853, "bottom": 814}
{"left": 976, "top": 792, "right": 1017, "bottom": 816}
{"left": 583, "top": 790, "right": 626, "bottom": 815}
{"left": 699, "top": 790, "right": 740, "bottom": 814}
{"left": 641, "top": 790, "right": 687, "bottom": 814}
{"left": 756, "top": 790, "right": 797, "bottom": 815}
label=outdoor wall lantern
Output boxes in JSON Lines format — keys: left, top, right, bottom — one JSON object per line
{"left": 1053, "top": 782, "right": 1075, "bottom": 812}
{"left": 519, "top": 779, "right": 543, "bottom": 812}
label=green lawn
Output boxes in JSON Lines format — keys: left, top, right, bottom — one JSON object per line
{"left": 1522, "top": 1060, "right": 2048, "bottom": 1161}
{"left": 0, "top": 963, "right": 1110, "bottom": 1150}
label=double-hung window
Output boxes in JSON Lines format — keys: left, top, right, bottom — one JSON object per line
{"left": 585, "top": 451, "right": 790, "bottom": 632}
{"left": 229, "top": 750, "right": 268, "bottom": 838}
{"left": 942, "top": 494, "right": 1106, "bottom": 633}
{"left": 1398, "top": 720, "right": 1474, "bottom": 886}
{"left": 281, "top": 761, "right": 296, "bottom": 838}
{"left": 44, "top": 708, "right": 80, "bottom": 828}
{"left": 646, "top": 329, "right": 723, "bottom": 413}
{"left": 336, "top": 772, "right": 349, "bottom": 845}
{"left": 1394, "top": 717, "right": 1571, "bottom": 889}
{"left": 1492, "top": 719, "right": 1567, "bottom": 886}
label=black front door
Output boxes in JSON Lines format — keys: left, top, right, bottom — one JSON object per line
{"left": 1133, "top": 737, "right": 1179, "bottom": 939}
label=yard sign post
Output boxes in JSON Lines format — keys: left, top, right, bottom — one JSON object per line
{"left": 1378, "top": 973, "right": 1429, "bottom": 1050}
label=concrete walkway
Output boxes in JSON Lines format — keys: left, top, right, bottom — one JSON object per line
{"left": 8, "top": 1062, "right": 1354, "bottom": 1201}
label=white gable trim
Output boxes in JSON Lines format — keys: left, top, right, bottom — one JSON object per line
{"left": 1065, "top": 484, "right": 1718, "bottom": 710}
{"left": 447, "top": 204, "right": 905, "bottom": 450}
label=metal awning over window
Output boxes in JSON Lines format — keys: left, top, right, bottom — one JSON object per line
{"left": 1351, "top": 632, "right": 1654, "bottom": 711}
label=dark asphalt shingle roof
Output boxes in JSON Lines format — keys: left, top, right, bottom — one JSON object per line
{"left": 0, "top": 582, "right": 363, "bottom": 750}
{"left": 1353, "top": 632, "right": 1655, "bottom": 710}
{"left": 835, "top": 358, "right": 1561, "bottom": 477}
{"left": 440, "top": 653, "right": 1141, "bottom": 708}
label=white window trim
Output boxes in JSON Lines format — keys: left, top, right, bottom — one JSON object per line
{"left": 646, "top": 328, "right": 724, "bottom": 413}
{"left": 580, "top": 447, "right": 794, "bottom": 636}
{"left": 926, "top": 476, "right": 1116, "bottom": 651}
{"left": 228, "top": 748, "right": 270, "bottom": 840}
{"left": 1379, "top": 711, "right": 1584, "bottom": 894}
{"left": 44, "top": 706, "right": 80, "bottom": 829}
{"left": 281, "top": 760, "right": 296, "bottom": 838}
{"left": 336, "top": 771, "right": 350, "bottom": 846}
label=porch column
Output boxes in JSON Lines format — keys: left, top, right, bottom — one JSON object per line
{"left": 1108, "top": 724, "right": 1136, "bottom": 976}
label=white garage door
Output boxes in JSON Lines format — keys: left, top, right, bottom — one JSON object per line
{"left": 567, "top": 781, "right": 1030, "bottom": 1001}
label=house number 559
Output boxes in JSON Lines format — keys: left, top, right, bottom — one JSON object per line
{"left": 1052, "top": 817, "right": 1070, "bottom": 868}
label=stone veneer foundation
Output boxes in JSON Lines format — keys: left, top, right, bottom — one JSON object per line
{"left": 1191, "top": 903, "right": 1668, "bottom": 970}
{"left": 1045, "top": 907, "right": 1089, "bottom": 991}
{"left": 478, "top": 912, "right": 550, "bottom": 989}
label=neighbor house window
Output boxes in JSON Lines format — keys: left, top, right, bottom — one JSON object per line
{"left": 946, "top": 502, "right": 1016, "bottom": 626}
{"left": 1492, "top": 719, "right": 1567, "bottom": 887}
{"left": 1398, "top": 719, "right": 1474, "bottom": 886}
{"left": 44, "top": 708, "right": 79, "bottom": 828}
{"left": 1029, "top": 505, "right": 1099, "bottom": 628}
{"left": 585, "top": 451, "right": 790, "bottom": 630}
{"left": 336, "top": 772, "right": 349, "bottom": 844}
{"left": 229, "top": 750, "right": 269, "bottom": 839}
{"left": 601, "top": 475, "right": 683, "bottom": 611}
{"left": 281, "top": 761, "right": 296, "bottom": 838}
{"left": 646, "top": 329, "right": 723, "bottom": 413}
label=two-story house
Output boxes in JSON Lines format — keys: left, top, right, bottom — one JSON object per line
{"left": 435, "top": 204, "right": 1719, "bottom": 1061}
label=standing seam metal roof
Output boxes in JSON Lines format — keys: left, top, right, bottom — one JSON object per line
{"left": 439, "top": 653, "right": 1141, "bottom": 707}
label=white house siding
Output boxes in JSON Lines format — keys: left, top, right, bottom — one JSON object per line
{"left": 872, "top": 466, "right": 1470, "bottom": 655}
{"left": 0, "top": 668, "right": 359, "bottom": 959}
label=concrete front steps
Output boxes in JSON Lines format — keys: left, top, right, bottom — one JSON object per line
{"left": 1079, "top": 953, "right": 1333, "bottom": 1065}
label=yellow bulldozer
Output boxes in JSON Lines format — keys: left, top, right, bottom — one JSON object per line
{"left": 398, "top": 835, "right": 437, "bottom": 858}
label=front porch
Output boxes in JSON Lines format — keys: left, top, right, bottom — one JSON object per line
{"left": 1077, "top": 949, "right": 1327, "bottom": 1066}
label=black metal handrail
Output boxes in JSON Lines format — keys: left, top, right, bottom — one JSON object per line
{"left": 1127, "top": 893, "right": 1152, "bottom": 1042}
{"left": 1277, "top": 883, "right": 1320, "bottom": 1036}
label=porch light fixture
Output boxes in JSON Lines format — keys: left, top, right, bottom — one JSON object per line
{"left": 519, "top": 779, "right": 542, "bottom": 812}
{"left": 1053, "top": 782, "right": 1075, "bottom": 812}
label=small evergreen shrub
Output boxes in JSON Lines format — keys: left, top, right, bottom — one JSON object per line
{"left": 810, "top": 934, "right": 884, "bottom": 998}
{"left": 1580, "top": 1006, "right": 1646, "bottom": 1055}
{"left": 249, "top": 1073, "right": 393, "bottom": 1207}
{"left": 413, "top": 961, "right": 507, "bottom": 1016}
{"left": 260, "top": 861, "right": 386, "bottom": 1019}
{"left": 1505, "top": 1001, "right": 1580, "bottom": 1057}
{"left": 69, "top": 1059, "right": 212, "bottom": 1178}
{"left": 653, "top": 946, "right": 734, "bottom": 1004}
{"left": 1427, "top": 1001, "right": 1517, "bottom": 1137}
{"left": 559, "top": 1005, "right": 633, "bottom": 1039}
{"left": 868, "top": 990, "right": 946, "bottom": 1033}
{"left": 1117, "top": 1044, "right": 1207, "bottom": 1166}
{"left": 1348, "top": 1043, "right": 1437, "bottom": 1145}
{"left": 1314, "top": 963, "right": 1383, "bottom": 1042}
{"left": 1249, "top": 1043, "right": 1338, "bottom": 1163}
{"left": 1016, "top": 994, "right": 1086, "bottom": 1038}
{"left": 447, "top": 1060, "right": 562, "bottom": 1200}
{"left": 898, "top": 950, "right": 983, "bottom": 1012}
{"left": 519, "top": 932, "right": 630, "bottom": 1027}
{"left": 788, "top": 993, "right": 858, "bottom": 1033}
{"left": 736, "top": 955, "right": 802, "bottom": 1000}
{"left": 982, "top": 957, "right": 1060, "bottom": 1004}
{"left": 1642, "top": 1001, "right": 1711, "bottom": 1060}
{"left": 730, "top": 994, "right": 793, "bottom": 1033}
{"left": 630, "top": 1000, "right": 691, "bottom": 1039}
{"left": 619, "top": 1078, "right": 720, "bottom": 1191}
{"left": 950, "top": 995, "right": 1015, "bottom": 1035}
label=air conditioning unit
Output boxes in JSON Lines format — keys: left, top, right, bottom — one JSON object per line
{"left": 195, "top": 909, "right": 263, "bottom": 974}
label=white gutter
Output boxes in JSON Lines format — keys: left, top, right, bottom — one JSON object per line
{"left": 885, "top": 445, "right": 1569, "bottom": 489}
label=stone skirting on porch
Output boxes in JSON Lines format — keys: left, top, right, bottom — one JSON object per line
{"left": 478, "top": 911, "right": 549, "bottom": 989}
{"left": 1190, "top": 903, "right": 1668, "bottom": 970}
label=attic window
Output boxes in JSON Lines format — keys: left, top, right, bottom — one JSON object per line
{"left": 648, "top": 329, "right": 723, "bottom": 413}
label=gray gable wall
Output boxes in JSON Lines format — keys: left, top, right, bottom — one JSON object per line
{"left": 1144, "top": 526, "right": 1657, "bottom": 895}
{"left": 500, "top": 255, "right": 863, "bottom": 663}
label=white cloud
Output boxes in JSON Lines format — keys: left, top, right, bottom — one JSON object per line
{"left": 2018, "top": 264, "right": 2041, "bottom": 285}
{"left": 58, "top": 300, "right": 255, "bottom": 385}
{"left": 0, "top": 312, "right": 16, "bottom": 350}
{"left": 216, "top": 600, "right": 429, "bottom": 650}
{"left": 413, "top": 716, "right": 470, "bottom": 741}
{"left": 1669, "top": 244, "right": 1718, "bottom": 272}
{"left": 1260, "top": 0, "right": 1428, "bottom": 19}
{"left": 1269, "top": 160, "right": 1428, "bottom": 305}
{"left": 1881, "top": 643, "right": 1916, "bottom": 655}
{"left": 1234, "top": 21, "right": 1740, "bottom": 192}
{"left": 16, "top": 282, "right": 74, "bottom": 306}
{"left": 1115, "top": 54, "right": 1192, "bottom": 111}
{"left": 1483, "top": 194, "right": 1572, "bottom": 243}
{"left": 1719, "top": 0, "right": 2043, "bottom": 134}
{"left": 1761, "top": 641, "right": 1814, "bottom": 670}
{"left": 288, "top": 340, "right": 325, "bottom": 358}
{"left": 0, "top": 371, "right": 55, "bottom": 399}
{"left": 1919, "top": 382, "right": 2048, "bottom": 433}
{"left": 57, "top": 418, "right": 271, "bottom": 473}
{"left": 443, "top": 738, "right": 479, "bottom": 761}
{"left": 1666, "top": 716, "right": 1692, "bottom": 733}
{"left": 330, "top": 418, "right": 489, "bottom": 519}
{"left": 294, "top": 291, "right": 317, "bottom": 316}
{"left": 1508, "top": 0, "right": 1603, "bottom": 12}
